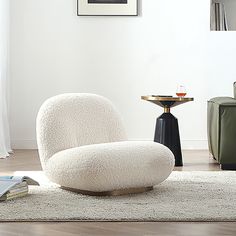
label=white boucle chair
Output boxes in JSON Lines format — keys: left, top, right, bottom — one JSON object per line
{"left": 36, "top": 93, "right": 174, "bottom": 196}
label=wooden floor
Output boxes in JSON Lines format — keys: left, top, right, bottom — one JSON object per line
{"left": 0, "top": 150, "right": 235, "bottom": 236}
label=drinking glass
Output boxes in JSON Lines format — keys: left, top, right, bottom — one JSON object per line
{"left": 176, "top": 85, "right": 187, "bottom": 97}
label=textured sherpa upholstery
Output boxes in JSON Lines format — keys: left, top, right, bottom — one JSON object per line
{"left": 37, "top": 93, "right": 174, "bottom": 192}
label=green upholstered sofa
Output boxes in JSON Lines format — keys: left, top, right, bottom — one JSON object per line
{"left": 207, "top": 82, "right": 236, "bottom": 170}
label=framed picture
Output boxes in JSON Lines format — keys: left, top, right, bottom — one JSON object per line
{"left": 77, "top": 0, "right": 138, "bottom": 16}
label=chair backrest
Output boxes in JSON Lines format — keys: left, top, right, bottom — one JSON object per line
{"left": 36, "top": 93, "right": 127, "bottom": 169}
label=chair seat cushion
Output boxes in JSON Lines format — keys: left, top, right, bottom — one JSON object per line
{"left": 45, "top": 141, "right": 174, "bottom": 192}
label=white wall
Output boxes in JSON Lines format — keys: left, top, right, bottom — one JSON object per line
{"left": 10, "top": 0, "right": 236, "bottom": 149}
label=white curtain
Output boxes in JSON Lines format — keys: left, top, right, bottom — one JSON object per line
{"left": 211, "top": 1, "right": 228, "bottom": 31}
{"left": 0, "top": 0, "right": 12, "bottom": 158}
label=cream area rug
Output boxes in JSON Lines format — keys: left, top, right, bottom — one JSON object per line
{"left": 0, "top": 171, "right": 236, "bottom": 222}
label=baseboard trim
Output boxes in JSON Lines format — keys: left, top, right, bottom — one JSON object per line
{"left": 11, "top": 139, "right": 208, "bottom": 150}
{"left": 181, "top": 140, "right": 208, "bottom": 150}
{"left": 11, "top": 140, "right": 38, "bottom": 149}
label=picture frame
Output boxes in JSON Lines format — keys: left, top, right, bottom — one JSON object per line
{"left": 77, "top": 0, "right": 138, "bottom": 16}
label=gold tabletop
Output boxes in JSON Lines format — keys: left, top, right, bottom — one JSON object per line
{"left": 141, "top": 95, "right": 194, "bottom": 110}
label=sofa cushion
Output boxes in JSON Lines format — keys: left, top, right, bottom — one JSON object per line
{"left": 45, "top": 141, "right": 174, "bottom": 192}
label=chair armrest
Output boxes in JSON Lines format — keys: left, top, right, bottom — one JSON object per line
{"left": 208, "top": 96, "right": 236, "bottom": 164}
{"left": 234, "top": 82, "right": 236, "bottom": 99}
{"left": 208, "top": 97, "right": 236, "bottom": 106}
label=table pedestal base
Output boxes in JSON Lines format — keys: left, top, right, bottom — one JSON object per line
{"left": 154, "top": 113, "right": 183, "bottom": 166}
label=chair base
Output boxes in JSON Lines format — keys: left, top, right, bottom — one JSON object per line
{"left": 61, "top": 186, "right": 153, "bottom": 196}
{"left": 221, "top": 164, "right": 236, "bottom": 170}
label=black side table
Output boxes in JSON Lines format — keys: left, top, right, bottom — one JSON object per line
{"left": 141, "top": 96, "right": 194, "bottom": 166}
